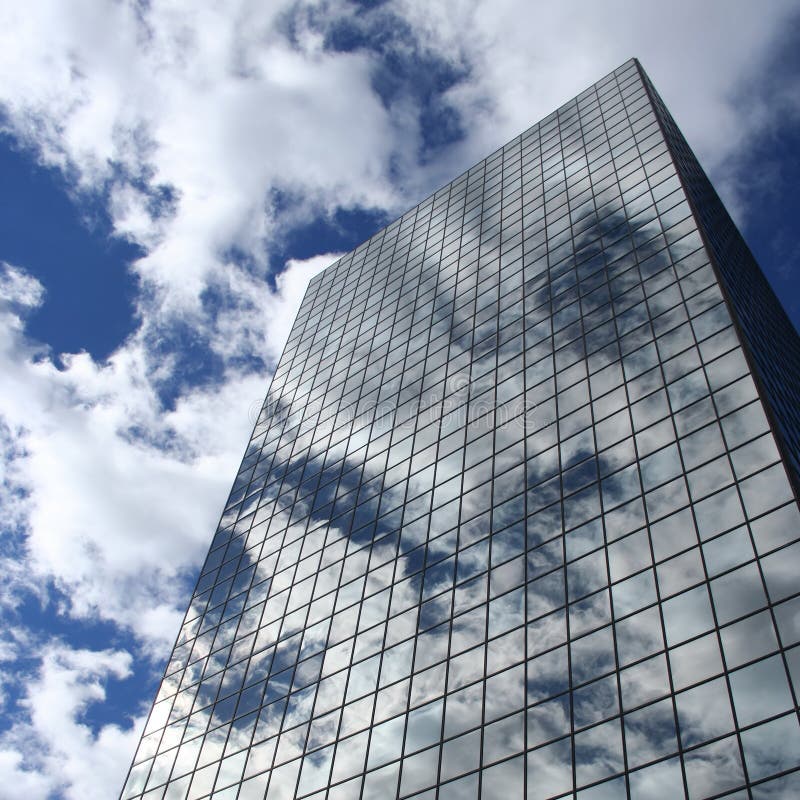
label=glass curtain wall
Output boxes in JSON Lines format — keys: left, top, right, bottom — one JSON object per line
{"left": 122, "top": 58, "right": 800, "bottom": 800}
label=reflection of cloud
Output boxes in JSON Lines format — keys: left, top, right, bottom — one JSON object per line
{"left": 628, "top": 756, "right": 684, "bottom": 798}
{"left": 683, "top": 735, "right": 744, "bottom": 798}
{"left": 574, "top": 718, "right": 623, "bottom": 785}
{"left": 740, "top": 713, "right": 800, "bottom": 782}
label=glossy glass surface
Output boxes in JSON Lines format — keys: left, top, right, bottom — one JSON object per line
{"left": 122, "top": 59, "right": 800, "bottom": 800}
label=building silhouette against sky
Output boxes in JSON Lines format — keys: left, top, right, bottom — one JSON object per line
{"left": 121, "top": 59, "right": 800, "bottom": 800}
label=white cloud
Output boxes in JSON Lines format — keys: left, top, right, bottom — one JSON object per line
{"left": 0, "top": 0, "right": 404, "bottom": 330}
{"left": 212, "top": 253, "right": 340, "bottom": 364}
{"left": 0, "top": 640, "right": 144, "bottom": 800}
{"left": 1, "top": 1, "right": 793, "bottom": 355}
{"left": 0, "top": 751, "right": 53, "bottom": 799}
{"left": 392, "top": 0, "right": 800, "bottom": 222}
{"left": 0, "top": 252, "right": 336, "bottom": 654}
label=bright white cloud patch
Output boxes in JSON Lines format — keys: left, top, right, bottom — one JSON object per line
{"left": 0, "top": 0, "right": 797, "bottom": 797}
{"left": 0, "top": 640, "right": 144, "bottom": 800}
{"left": 0, "top": 0, "right": 402, "bottom": 327}
{"left": 393, "top": 0, "right": 800, "bottom": 222}
{"left": 0, "top": 252, "right": 335, "bottom": 652}
{"left": 0, "top": 262, "right": 46, "bottom": 309}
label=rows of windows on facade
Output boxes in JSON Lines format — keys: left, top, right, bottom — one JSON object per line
{"left": 121, "top": 58, "right": 800, "bottom": 800}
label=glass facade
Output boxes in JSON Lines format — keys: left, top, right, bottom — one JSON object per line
{"left": 121, "top": 59, "right": 800, "bottom": 800}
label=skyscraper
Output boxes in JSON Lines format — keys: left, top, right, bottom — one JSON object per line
{"left": 121, "top": 58, "right": 800, "bottom": 800}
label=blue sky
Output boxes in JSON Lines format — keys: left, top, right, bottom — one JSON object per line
{"left": 0, "top": 1, "right": 799, "bottom": 797}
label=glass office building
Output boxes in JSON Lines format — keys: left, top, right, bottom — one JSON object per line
{"left": 122, "top": 59, "right": 800, "bottom": 800}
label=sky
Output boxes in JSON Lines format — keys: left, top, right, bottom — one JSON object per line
{"left": 0, "top": 1, "right": 799, "bottom": 797}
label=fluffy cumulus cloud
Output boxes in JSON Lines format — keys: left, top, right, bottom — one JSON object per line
{"left": 0, "top": 641, "right": 142, "bottom": 800}
{"left": 0, "top": 1, "right": 798, "bottom": 797}
{"left": 0, "top": 0, "right": 404, "bottom": 317}
{"left": 392, "top": 0, "right": 800, "bottom": 221}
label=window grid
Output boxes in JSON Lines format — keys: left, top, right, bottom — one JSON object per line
{"left": 121, "top": 59, "right": 800, "bottom": 800}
